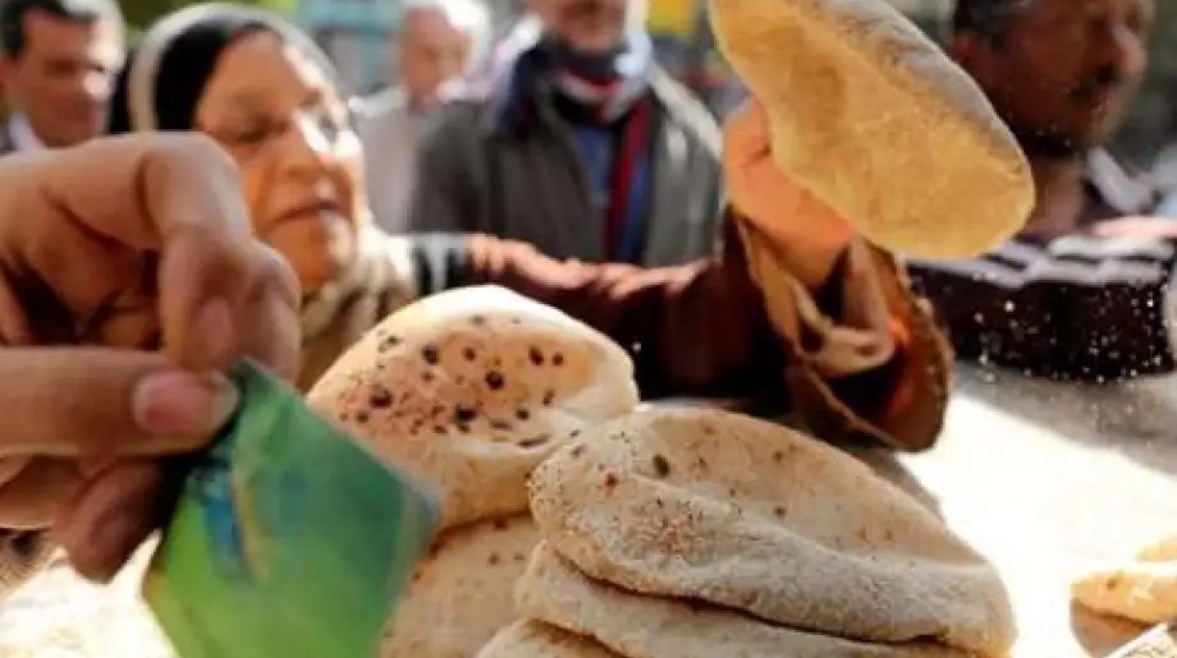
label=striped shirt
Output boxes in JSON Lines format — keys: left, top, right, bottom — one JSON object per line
{"left": 907, "top": 149, "right": 1173, "bottom": 382}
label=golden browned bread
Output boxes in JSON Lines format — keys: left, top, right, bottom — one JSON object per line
{"left": 528, "top": 408, "right": 1015, "bottom": 656}
{"left": 516, "top": 542, "right": 978, "bottom": 658}
{"left": 477, "top": 621, "right": 620, "bottom": 658}
{"left": 307, "top": 286, "right": 638, "bottom": 531}
{"left": 382, "top": 515, "right": 539, "bottom": 658}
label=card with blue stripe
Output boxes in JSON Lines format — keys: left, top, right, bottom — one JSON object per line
{"left": 143, "top": 359, "right": 440, "bottom": 658}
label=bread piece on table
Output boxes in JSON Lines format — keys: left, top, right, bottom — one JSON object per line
{"left": 528, "top": 408, "right": 1015, "bottom": 655}
{"left": 476, "top": 621, "right": 620, "bottom": 658}
{"left": 381, "top": 514, "right": 539, "bottom": 658}
{"left": 517, "top": 542, "right": 980, "bottom": 658}
{"left": 1138, "top": 536, "right": 1177, "bottom": 562}
{"left": 1073, "top": 561, "right": 1177, "bottom": 626}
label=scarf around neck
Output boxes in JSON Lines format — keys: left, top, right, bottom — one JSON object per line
{"left": 545, "top": 31, "right": 654, "bottom": 124}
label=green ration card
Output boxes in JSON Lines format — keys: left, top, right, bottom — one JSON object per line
{"left": 143, "top": 359, "right": 441, "bottom": 658}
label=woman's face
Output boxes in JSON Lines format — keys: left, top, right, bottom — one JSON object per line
{"left": 195, "top": 30, "right": 364, "bottom": 296}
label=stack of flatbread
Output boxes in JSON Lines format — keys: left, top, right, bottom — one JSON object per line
{"left": 1073, "top": 536, "right": 1177, "bottom": 625}
{"left": 307, "top": 286, "right": 640, "bottom": 657}
{"left": 479, "top": 408, "right": 1017, "bottom": 657}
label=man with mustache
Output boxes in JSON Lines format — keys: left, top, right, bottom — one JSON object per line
{"left": 406, "top": 0, "right": 724, "bottom": 267}
{"left": 906, "top": 0, "right": 1175, "bottom": 381}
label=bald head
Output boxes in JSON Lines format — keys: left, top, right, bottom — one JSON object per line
{"left": 397, "top": 0, "right": 490, "bottom": 107}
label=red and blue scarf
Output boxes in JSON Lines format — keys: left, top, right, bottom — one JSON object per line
{"left": 488, "top": 24, "right": 656, "bottom": 263}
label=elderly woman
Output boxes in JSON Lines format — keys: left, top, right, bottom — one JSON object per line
{"left": 107, "top": 3, "right": 950, "bottom": 453}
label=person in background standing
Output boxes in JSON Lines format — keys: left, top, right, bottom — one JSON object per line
{"left": 355, "top": 0, "right": 491, "bottom": 233}
{"left": 407, "top": 0, "right": 723, "bottom": 267}
{"left": 0, "top": 0, "right": 124, "bottom": 154}
{"left": 906, "top": 0, "right": 1177, "bottom": 382}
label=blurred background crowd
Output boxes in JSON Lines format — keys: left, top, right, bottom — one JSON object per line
{"left": 2, "top": 0, "right": 1177, "bottom": 386}
{"left": 98, "top": 0, "right": 1177, "bottom": 176}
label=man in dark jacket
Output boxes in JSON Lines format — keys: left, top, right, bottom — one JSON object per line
{"left": 908, "top": 0, "right": 1172, "bottom": 381}
{"left": 0, "top": 0, "right": 124, "bottom": 155}
{"left": 406, "top": 0, "right": 723, "bottom": 267}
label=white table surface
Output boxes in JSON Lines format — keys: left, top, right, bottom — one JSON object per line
{"left": 2, "top": 365, "right": 1175, "bottom": 657}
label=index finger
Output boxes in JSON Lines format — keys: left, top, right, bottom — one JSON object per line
{"left": 35, "top": 134, "right": 295, "bottom": 372}
{"left": 29, "top": 133, "right": 251, "bottom": 249}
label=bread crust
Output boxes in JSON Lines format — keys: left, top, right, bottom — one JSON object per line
{"left": 711, "top": 0, "right": 1034, "bottom": 258}
{"left": 308, "top": 286, "right": 639, "bottom": 530}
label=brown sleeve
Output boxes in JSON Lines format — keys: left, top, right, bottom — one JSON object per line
{"left": 775, "top": 244, "right": 953, "bottom": 451}
{"left": 461, "top": 221, "right": 786, "bottom": 401}
{"left": 459, "top": 214, "right": 951, "bottom": 450}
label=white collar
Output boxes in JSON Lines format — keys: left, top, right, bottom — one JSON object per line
{"left": 8, "top": 114, "right": 44, "bottom": 152}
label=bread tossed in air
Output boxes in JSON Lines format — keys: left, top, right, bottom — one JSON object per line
{"left": 711, "top": 0, "right": 1034, "bottom": 258}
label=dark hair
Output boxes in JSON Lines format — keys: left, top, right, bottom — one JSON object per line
{"left": 0, "top": 0, "right": 122, "bottom": 57}
{"left": 949, "top": 0, "right": 1029, "bottom": 43}
{"left": 108, "top": 4, "right": 342, "bottom": 134}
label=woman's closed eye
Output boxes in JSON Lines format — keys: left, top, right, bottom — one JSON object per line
{"left": 224, "top": 121, "right": 273, "bottom": 146}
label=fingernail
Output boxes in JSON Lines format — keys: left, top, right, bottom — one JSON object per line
{"left": 133, "top": 370, "right": 239, "bottom": 436}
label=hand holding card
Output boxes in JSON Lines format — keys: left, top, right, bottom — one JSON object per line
{"left": 143, "top": 360, "right": 440, "bottom": 658}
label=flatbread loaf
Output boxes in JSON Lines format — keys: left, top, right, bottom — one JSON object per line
{"left": 517, "top": 542, "right": 976, "bottom": 658}
{"left": 1072, "top": 562, "right": 1177, "bottom": 625}
{"left": 528, "top": 408, "right": 1015, "bottom": 655}
{"left": 382, "top": 514, "right": 539, "bottom": 658}
{"left": 710, "top": 0, "right": 1033, "bottom": 258}
{"left": 1137, "top": 536, "right": 1177, "bottom": 562}
{"left": 308, "top": 286, "right": 638, "bottom": 530}
{"left": 476, "top": 621, "right": 620, "bottom": 658}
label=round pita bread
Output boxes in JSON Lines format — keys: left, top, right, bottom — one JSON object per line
{"left": 528, "top": 408, "right": 1015, "bottom": 655}
{"left": 710, "top": 0, "right": 1033, "bottom": 258}
{"left": 1137, "top": 536, "right": 1177, "bottom": 562}
{"left": 477, "top": 621, "right": 620, "bottom": 658}
{"left": 382, "top": 514, "right": 539, "bottom": 658}
{"left": 308, "top": 286, "right": 639, "bottom": 530}
{"left": 1072, "top": 561, "right": 1177, "bottom": 625}
{"left": 518, "top": 542, "right": 975, "bottom": 658}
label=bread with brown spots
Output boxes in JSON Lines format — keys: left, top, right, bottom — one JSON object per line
{"left": 528, "top": 408, "right": 1015, "bottom": 656}
{"left": 710, "top": 0, "right": 1033, "bottom": 258}
{"left": 382, "top": 514, "right": 539, "bottom": 658}
{"left": 308, "top": 285, "right": 639, "bottom": 530}
{"left": 515, "top": 542, "right": 977, "bottom": 658}
{"left": 476, "top": 621, "right": 620, "bottom": 658}
{"left": 1072, "top": 536, "right": 1177, "bottom": 625}
{"left": 1073, "top": 561, "right": 1177, "bottom": 626}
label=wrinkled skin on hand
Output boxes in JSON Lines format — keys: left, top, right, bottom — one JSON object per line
{"left": 0, "top": 134, "right": 300, "bottom": 582}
